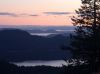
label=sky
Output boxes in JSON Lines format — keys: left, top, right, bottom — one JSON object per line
{"left": 0, "top": 0, "right": 81, "bottom": 26}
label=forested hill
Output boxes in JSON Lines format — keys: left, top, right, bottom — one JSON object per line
{"left": 0, "top": 29, "right": 71, "bottom": 61}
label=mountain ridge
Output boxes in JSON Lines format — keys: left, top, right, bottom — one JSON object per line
{"left": 0, "top": 29, "right": 72, "bottom": 62}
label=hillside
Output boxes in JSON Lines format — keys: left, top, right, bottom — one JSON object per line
{"left": 0, "top": 29, "right": 71, "bottom": 61}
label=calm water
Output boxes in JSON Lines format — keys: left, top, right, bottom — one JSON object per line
{"left": 13, "top": 60, "right": 68, "bottom": 67}
{"left": 30, "top": 33, "right": 58, "bottom": 36}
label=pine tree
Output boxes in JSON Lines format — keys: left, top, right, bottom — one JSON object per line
{"left": 70, "top": 0, "right": 100, "bottom": 72}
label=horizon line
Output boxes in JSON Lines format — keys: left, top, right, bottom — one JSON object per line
{"left": 0, "top": 24, "right": 74, "bottom": 27}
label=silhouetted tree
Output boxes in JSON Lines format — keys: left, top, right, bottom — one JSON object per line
{"left": 70, "top": 0, "right": 100, "bottom": 72}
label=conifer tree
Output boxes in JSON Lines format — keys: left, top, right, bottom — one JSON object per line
{"left": 70, "top": 0, "right": 100, "bottom": 71}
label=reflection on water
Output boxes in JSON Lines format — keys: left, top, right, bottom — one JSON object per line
{"left": 13, "top": 60, "right": 68, "bottom": 67}
{"left": 30, "top": 33, "right": 58, "bottom": 36}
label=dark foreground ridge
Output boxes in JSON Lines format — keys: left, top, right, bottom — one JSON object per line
{"left": 0, "top": 29, "right": 71, "bottom": 61}
{"left": 0, "top": 60, "right": 90, "bottom": 74}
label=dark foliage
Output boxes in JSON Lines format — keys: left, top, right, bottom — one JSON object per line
{"left": 69, "top": 0, "right": 100, "bottom": 73}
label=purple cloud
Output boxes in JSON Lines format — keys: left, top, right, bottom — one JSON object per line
{"left": 29, "top": 14, "right": 39, "bottom": 16}
{"left": 0, "top": 12, "right": 18, "bottom": 17}
{"left": 44, "top": 12, "right": 74, "bottom": 15}
{"left": 0, "top": 12, "right": 39, "bottom": 17}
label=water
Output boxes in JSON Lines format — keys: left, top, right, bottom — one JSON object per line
{"left": 30, "top": 33, "right": 59, "bottom": 36}
{"left": 13, "top": 60, "right": 68, "bottom": 67}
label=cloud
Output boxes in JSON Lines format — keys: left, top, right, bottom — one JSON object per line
{"left": 0, "top": 12, "right": 39, "bottom": 17}
{"left": 0, "top": 12, "right": 18, "bottom": 17}
{"left": 43, "top": 12, "right": 74, "bottom": 15}
{"left": 29, "top": 14, "right": 39, "bottom": 16}
{"left": 20, "top": 13, "right": 39, "bottom": 16}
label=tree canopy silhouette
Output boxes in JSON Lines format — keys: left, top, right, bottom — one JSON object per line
{"left": 70, "top": 0, "right": 100, "bottom": 72}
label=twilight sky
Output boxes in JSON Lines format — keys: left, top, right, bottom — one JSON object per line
{"left": 0, "top": 0, "right": 81, "bottom": 26}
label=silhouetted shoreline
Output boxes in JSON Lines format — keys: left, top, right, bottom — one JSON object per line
{"left": 0, "top": 60, "right": 90, "bottom": 74}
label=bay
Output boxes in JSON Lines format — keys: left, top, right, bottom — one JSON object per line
{"left": 13, "top": 60, "right": 68, "bottom": 67}
{"left": 30, "top": 33, "right": 58, "bottom": 36}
